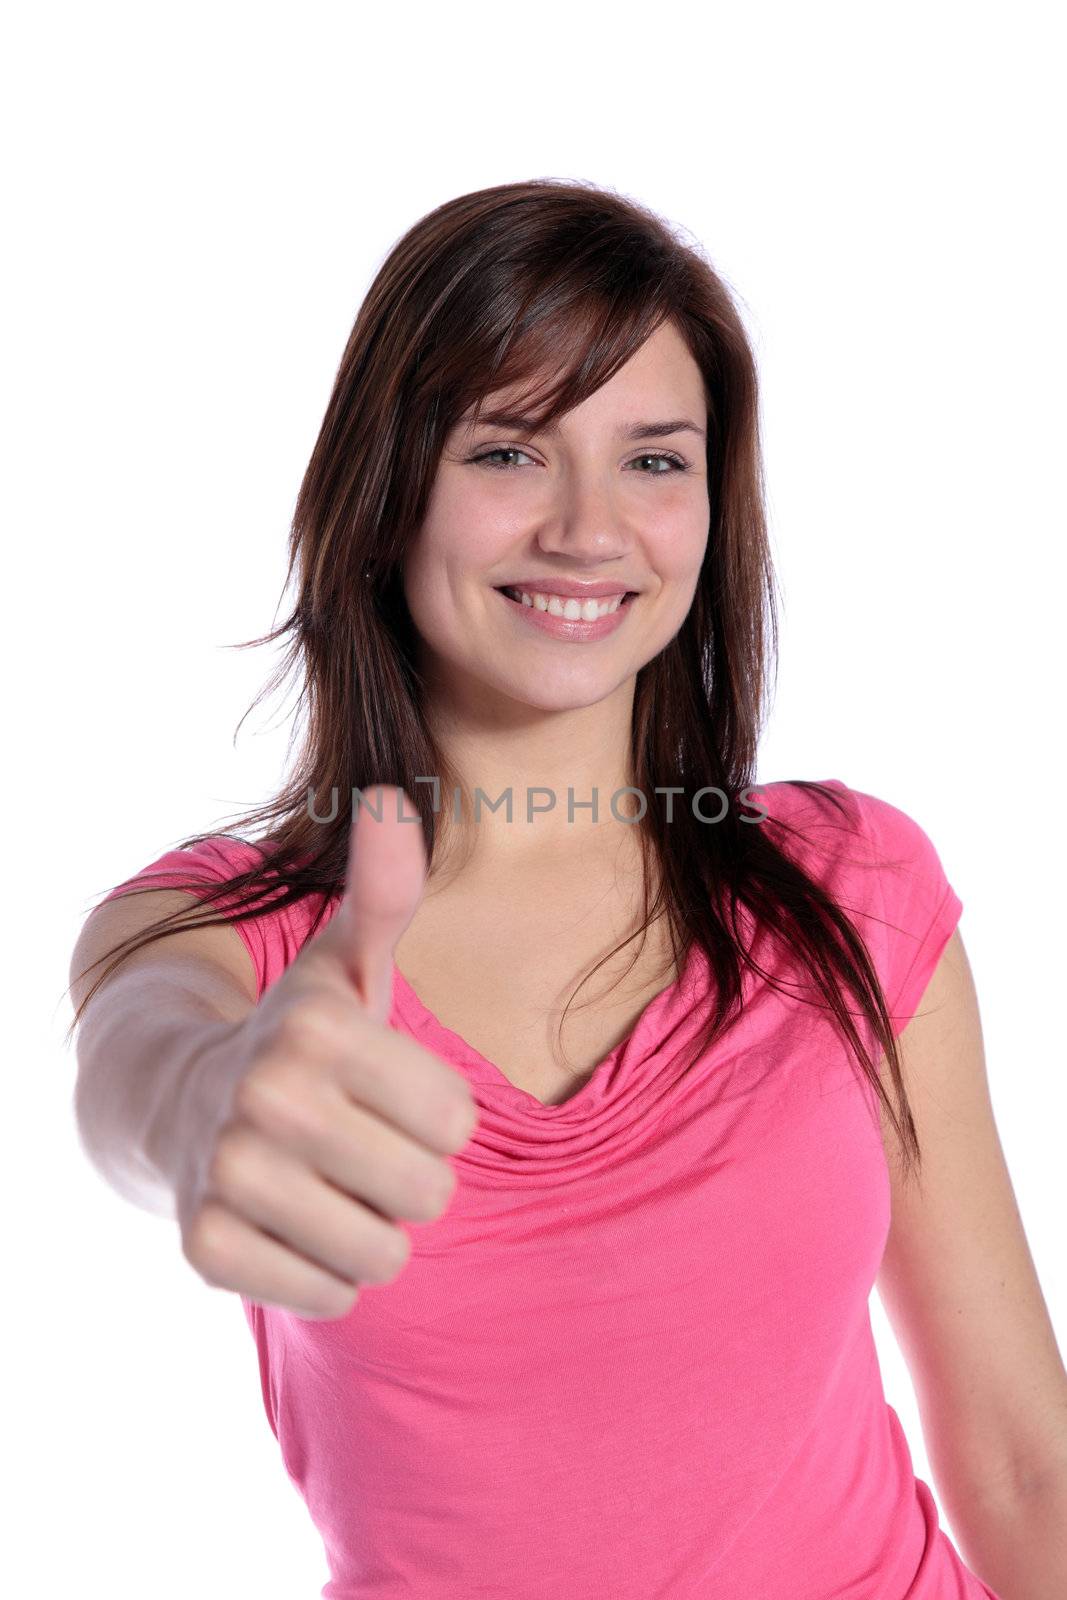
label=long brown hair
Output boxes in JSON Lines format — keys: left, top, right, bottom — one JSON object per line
{"left": 67, "top": 177, "right": 922, "bottom": 1181}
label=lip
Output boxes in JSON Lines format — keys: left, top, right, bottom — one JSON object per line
{"left": 495, "top": 584, "right": 635, "bottom": 641}
{"left": 493, "top": 578, "right": 636, "bottom": 599}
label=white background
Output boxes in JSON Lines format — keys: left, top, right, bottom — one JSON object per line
{"left": 5, "top": 2, "right": 1064, "bottom": 1595}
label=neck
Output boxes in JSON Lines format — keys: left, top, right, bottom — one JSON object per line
{"left": 420, "top": 677, "right": 643, "bottom": 875}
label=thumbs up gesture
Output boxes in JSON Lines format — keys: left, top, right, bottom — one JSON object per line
{"left": 174, "top": 786, "right": 479, "bottom": 1320}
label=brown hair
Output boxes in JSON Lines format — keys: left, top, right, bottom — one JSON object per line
{"left": 67, "top": 177, "right": 922, "bottom": 1181}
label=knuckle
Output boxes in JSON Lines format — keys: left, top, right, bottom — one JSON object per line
{"left": 233, "top": 1060, "right": 292, "bottom": 1124}
{"left": 184, "top": 1202, "right": 232, "bottom": 1284}
{"left": 269, "top": 1005, "right": 322, "bottom": 1058}
{"left": 207, "top": 1127, "right": 260, "bottom": 1201}
{"left": 347, "top": 1035, "right": 388, "bottom": 1098}
{"left": 236, "top": 1061, "right": 321, "bottom": 1141}
{"left": 274, "top": 995, "right": 349, "bottom": 1055}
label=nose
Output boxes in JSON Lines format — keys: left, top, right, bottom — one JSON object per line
{"left": 531, "top": 473, "right": 633, "bottom": 566}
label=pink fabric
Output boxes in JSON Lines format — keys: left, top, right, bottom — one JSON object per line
{"left": 103, "top": 778, "right": 1002, "bottom": 1599}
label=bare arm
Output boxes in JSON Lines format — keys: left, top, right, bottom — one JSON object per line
{"left": 875, "top": 927, "right": 1067, "bottom": 1593}
{"left": 68, "top": 891, "right": 258, "bottom": 1219}
{"left": 67, "top": 791, "right": 478, "bottom": 1321}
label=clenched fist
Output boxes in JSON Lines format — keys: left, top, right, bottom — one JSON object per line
{"left": 174, "top": 785, "right": 478, "bottom": 1320}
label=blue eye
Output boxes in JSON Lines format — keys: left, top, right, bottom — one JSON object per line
{"left": 632, "top": 452, "right": 688, "bottom": 474}
{"left": 472, "top": 447, "right": 536, "bottom": 470}
{"left": 469, "top": 447, "right": 690, "bottom": 475}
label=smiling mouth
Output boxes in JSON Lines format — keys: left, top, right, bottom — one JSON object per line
{"left": 495, "top": 586, "right": 638, "bottom": 618}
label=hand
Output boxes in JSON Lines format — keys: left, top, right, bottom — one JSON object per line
{"left": 175, "top": 785, "right": 478, "bottom": 1320}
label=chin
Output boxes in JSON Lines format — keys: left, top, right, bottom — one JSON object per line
{"left": 492, "top": 667, "right": 636, "bottom": 714}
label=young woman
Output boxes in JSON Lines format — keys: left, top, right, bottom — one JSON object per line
{"left": 67, "top": 179, "right": 1066, "bottom": 1599}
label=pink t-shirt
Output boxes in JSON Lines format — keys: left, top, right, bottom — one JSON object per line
{"left": 104, "top": 778, "right": 1001, "bottom": 1599}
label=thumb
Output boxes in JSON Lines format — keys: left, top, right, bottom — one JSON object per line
{"left": 326, "top": 785, "right": 428, "bottom": 1023}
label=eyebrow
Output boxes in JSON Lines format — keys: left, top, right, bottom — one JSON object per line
{"left": 467, "top": 409, "right": 707, "bottom": 443}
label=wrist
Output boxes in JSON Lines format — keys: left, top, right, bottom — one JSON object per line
{"left": 145, "top": 1016, "right": 246, "bottom": 1204}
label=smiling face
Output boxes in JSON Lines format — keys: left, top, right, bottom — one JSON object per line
{"left": 402, "top": 318, "right": 711, "bottom": 715}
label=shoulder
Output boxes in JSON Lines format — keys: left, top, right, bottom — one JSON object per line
{"left": 743, "top": 776, "right": 952, "bottom": 883}
{"left": 101, "top": 833, "right": 323, "bottom": 1001}
{"left": 103, "top": 833, "right": 272, "bottom": 899}
{"left": 743, "top": 776, "right": 964, "bottom": 1028}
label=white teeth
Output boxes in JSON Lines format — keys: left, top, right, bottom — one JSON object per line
{"left": 506, "top": 587, "right": 625, "bottom": 619}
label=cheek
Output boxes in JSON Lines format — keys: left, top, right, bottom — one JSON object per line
{"left": 408, "top": 489, "right": 514, "bottom": 594}
{"left": 402, "top": 521, "right": 497, "bottom": 645}
{"left": 402, "top": 560, "right": 458, "bottom": 651}
{"left": 649, "top": 511, "right": 709, "bottom": 583}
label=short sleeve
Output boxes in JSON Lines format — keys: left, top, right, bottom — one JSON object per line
{"left": 100, "top": 835, "right": 314, "bottom": 1000}
{"left": 752, "top": 777, "right": 964, "bottom": 1043}
{"left": 841, "top": 784, "right": 964, "bottom": 1039}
